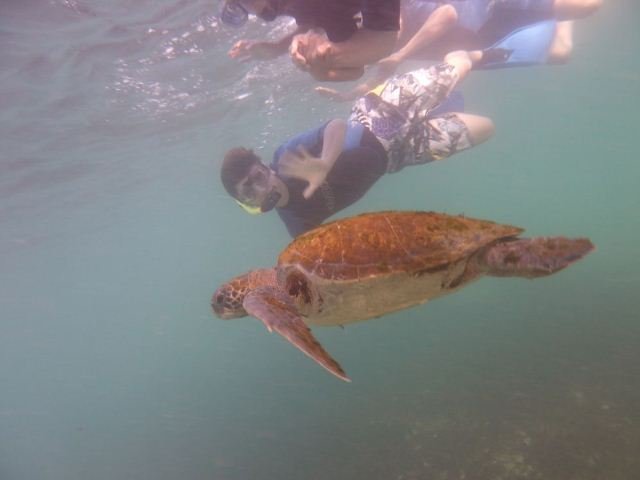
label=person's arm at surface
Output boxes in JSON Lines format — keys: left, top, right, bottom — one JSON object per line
{"left": 277, "top": 119, "right": 347, "bottom": 199}
{"left": 313, "top": 0, "right": 400, "bottom": 68}
{"left": 289, "top": 31, "right": 365, "bottom": 81}
{"left": 387, "top": 4, "right": 458, "bottom": 66}
{"left": 295, "top": 29, "right": 398, "bottom": 70}
{"left": 314, "top": 5, "right": 459, "bottom": 101}
{"left": 229, "top": 25, "right": 309, "bottom": 61}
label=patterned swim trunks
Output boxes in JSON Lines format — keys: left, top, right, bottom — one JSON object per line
{"left": 349, "top": 64, "right": 473, "bottom": 173}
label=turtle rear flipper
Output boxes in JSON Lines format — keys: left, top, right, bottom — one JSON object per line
{"left": 244, "top": 287, "right": 350, "bottom": 382}
{"left": 481, "top": 237, "right": 595, "bottom": 279}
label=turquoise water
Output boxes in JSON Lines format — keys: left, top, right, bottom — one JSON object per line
{"left": 1, "top": 1, "right": 639, "bottom": 479}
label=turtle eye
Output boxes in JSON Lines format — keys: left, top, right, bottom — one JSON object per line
{"left": 216, "top": 293, "right": 225, "bottom": 305}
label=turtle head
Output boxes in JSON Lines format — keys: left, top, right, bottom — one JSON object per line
{"left": 212, "top": 269, "right": 277, "bottom": 319}
{"left": 211, "top": 274, "right": 251, "bottom": 319}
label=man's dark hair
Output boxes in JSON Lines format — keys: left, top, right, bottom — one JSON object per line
{"left": 220, "top": 147, "right": 261, "bottom": 198}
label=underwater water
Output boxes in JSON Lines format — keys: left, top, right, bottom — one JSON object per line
{"left": 1, "top": 0, "right": 639, "bottom": 479}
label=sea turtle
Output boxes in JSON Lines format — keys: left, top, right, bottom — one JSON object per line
{"left": 212, "top": 211, "right": 594, "bottom": 382}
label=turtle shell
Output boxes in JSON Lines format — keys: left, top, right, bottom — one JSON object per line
{"left": 277, "top": 211, "right": 523, "bottom": 280}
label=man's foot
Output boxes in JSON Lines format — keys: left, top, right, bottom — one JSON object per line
{"left": 474, "top": 48, "right": 512, "bottom": 68}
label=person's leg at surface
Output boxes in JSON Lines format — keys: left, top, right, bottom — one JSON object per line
{"left": 443, "top": 50, "right": 483, "bottom": 82}
{"left": 552, "top": 0, "right": 602, "bottom": 20}
{"left": 495, "top": 0, "right": 601, "bottom": 21}
{"left": 547, "top": 20, "right": 573, "bottom": 64}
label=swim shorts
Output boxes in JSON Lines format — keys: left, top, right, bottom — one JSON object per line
{"left": 349, "top": 64, "right": 473, "bottom": 173}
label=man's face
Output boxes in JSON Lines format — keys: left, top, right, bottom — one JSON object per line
{"left": 234, "top": 163, "right": 274, "bottom": 209}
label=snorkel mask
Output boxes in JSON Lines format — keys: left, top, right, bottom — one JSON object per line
{"left": 220, "top": 0, "right": 249, "bottom": 27}
{"left": 221, "top": 0, "right": 282, "bottom": 25}
{"left": 235, "top": 188, "right": 282, "bottom": 215}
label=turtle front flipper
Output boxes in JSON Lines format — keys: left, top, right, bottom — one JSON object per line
{"left": 243, "top": 287, "right": 351, "bottom": 382}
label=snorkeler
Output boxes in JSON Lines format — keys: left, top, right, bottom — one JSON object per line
{"left": 316, "top": 0, "right": 602, "bottom": 101}
{"left": 224, "top": 0, "right": 601, "bottom": 83}
{"left": 219, "top": 50, "right": 494, "bottom": 237}
{"left": 315, "top": 0, "right": 601, "bottom": 100}
{"left": 222, "top": 0, "right": 400, "bottom": 81}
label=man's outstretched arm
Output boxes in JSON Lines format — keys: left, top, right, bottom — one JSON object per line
{"left": 277, "top": 119, "right": 347, "bottom": 199}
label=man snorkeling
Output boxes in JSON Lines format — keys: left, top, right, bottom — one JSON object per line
{"left": 395, "top": 0, "right": 601, "bottom": 63}
{"left": 223, "top": 0, "right": 601, "bottom": 83}
{"left": 219, "top": 50, "right": 494, "bottom": 237}
{"left": 222, "top": 0, "right": 401, "bottom": 81}
{"left": 315, "top": 0, "right": 601, "bottom": 100}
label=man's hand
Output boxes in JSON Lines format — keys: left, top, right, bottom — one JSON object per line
{"left": 314, "top": 86, "right": 351, "bottom": 102}
{"left": 228, "top": 39, "right": 280, "bottom": 61}
{"left": 289, "top": 30, "right": 332, "bottom": 71}
{"left": 315, "top": 79, "right": 371, "bottom": 101}
{"left": 277, "top": 146, "right": 330, "bottom": 199}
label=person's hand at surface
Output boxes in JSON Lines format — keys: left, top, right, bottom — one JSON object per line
{"left": 289, "top": 30, "right": 332, "bottom": 71}
{"left": 314, "top": 80, "right": 370, "bottom": 102}
{"left": 228, "top": 39, "right": 283, "bottom": 61}
{"left": 278, "top": 146, "right": 331, "bottom": 199}
{"left": 289, "top": 31, "right": 365, "bottom": 82}
{"left": 314, "top": 86, "right": 353, "bottom": 102}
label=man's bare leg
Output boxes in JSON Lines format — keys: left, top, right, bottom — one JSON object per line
{"left": 451, "top": 113, "right": 495, "bottom": 146}
{"left": 444, "top": 49, "right": 484, "bottom": 82}
{"left": 553, "top": 0, "right": 602, "bottom": 20}
{"left": 548, "top": 21, "right": 574, "bottom": 64}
